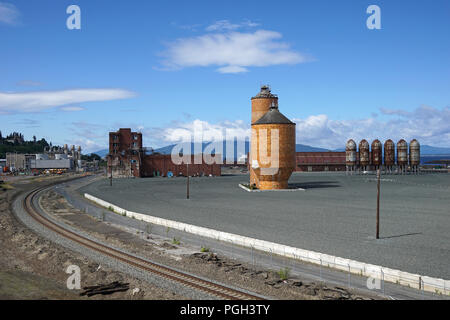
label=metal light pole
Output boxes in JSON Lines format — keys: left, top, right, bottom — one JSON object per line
{"left": 186, "top": 162, "right": 190, "bottom": 199}
{"left": 376, "top": 169, "right": 381, "bottom": 239}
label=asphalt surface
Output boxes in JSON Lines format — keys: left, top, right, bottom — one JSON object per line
{"left": 79, "top": 172, "right": 450, "bottom": 280}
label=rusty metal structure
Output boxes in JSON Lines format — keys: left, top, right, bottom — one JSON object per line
{"left": 409, "top": 139, "right": 421, "bottom": 174}
{"left": 250, "top": 86, "right": 296, "bottom": 190}
{"left": 345, "top": 138, "right": 420, "bottom": 174}
{"left": 397, "top": 139, "right": 408, "bottom": 174}
{"left": 359, "top": 139, "right": 370, "bottom": 172}
{"left": 384, "top": 139, "right": 395, "bottom": 172}
{"left": 345, "top": 139, "right": 357, "bottom": 174}
{"left": 371, "top": 139, "right": 382, "bottom": 169}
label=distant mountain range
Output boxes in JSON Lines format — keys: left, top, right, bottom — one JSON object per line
{"left": 91, "top": 143, "right": 450, "bottom": 158}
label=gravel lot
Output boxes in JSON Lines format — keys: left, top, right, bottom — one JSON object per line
{"left": 80, "top": 172, "right": 450, "bottom": 279}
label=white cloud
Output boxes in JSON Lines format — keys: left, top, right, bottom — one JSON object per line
{"left": 70, "top": 138, "right": 104, "bottom": 154}
{"left": 205, "top": 19, "right": 260, "bottom": 32}
{"left": 161, "top": 29, "right": 309, "bottom": 73}
{"left": 61, "top": 105, "right": 450, "bottom": 153}
{"left": 0, "top": 89, "right": 135, "bottom": 114}
{"left": 0, "top": 2, "right": 20, "bottom": 25}
{"left": 60, "top": 106, "right": 85, "bottom": 112}
{"left": 144, "top": 105, "right": 450, "bottom": 149}
{"left": 217, "top": 65, "right": 249, "bottom": 73}
{"left": 153, "top": 119, "right": 250, "bottom": 143}
{"left": 293, "top": 105, "right": 450, "bottom": 149}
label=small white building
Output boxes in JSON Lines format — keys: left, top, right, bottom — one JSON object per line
{"left": 30, "top": 159, "right": 73, "bottom": 170}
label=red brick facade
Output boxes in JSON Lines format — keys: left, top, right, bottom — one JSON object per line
{"left": 107, "top": 128, "right": 221, "bottom": 178}
{"left": 295, "top": 152, "right": 346, "bottom": 172}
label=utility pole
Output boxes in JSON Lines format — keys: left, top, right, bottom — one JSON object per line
{"left": 186, "top": 162, "right": 190, "bottom": 199}
{"left": 376, "top": 168, "right": 381, "bottom": 239}
{"left": 110, "top": 167, "right": 113, "bottom": 186}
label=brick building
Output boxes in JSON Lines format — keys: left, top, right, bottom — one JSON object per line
{"left": 295, "top": 152, "right": 346, "bottom": 172}
{"left": 108, "top": 129, "right": 143, "bottom": 177}
{"left": 107, "top": 128, "right": 221, "bottom": 178}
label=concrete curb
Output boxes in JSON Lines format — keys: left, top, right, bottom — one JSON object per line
{"left": 85, "top": 193, "right": 449, "bottom": 296}
{"left": 238, "top": 183, "right": 305, "bottom": 192}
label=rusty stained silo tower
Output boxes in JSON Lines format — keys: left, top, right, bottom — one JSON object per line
{"left": 397, "top": 139, "right": 408, "bottom": 174}
{"left": 250, "top": 85, "right": 280, "bottom": 187}
{"left": 384, "top": 139, "right": 395, "bottom": 173}
{"left": 345, "top": 139, "right": 357, "bottom": 175}
{"left": 371, "top": 139, "right": 382, "bottom": 170}
{"left": 250, "top": 91, "right": 296, "bottom": 190}
{"left": 359, "top": 139, "right": 370, "bottom": 172}
{"left": 409, "top": 139, "right": 420, "bottom": 174}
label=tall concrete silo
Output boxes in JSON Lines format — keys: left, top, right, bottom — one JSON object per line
{"left": 346, "top": 139, "right": 357, "bottom": 174}
{"left": 371, "top": 139, "right": 382, "bottom": 169}
{"left": 409, "top": 139, "right": 420, "bottom": 174}
{"left": 397, "top": 139, "right": 408, "bottom": 174}
{"left": 251, "top": 103, "right": 296, "bottom": 190}
{"left": 359, "top": 140, "right": 370, "bottom": 172}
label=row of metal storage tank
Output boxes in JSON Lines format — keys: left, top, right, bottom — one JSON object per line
{"left": 345, "top": 139, "right": 421, "bottom": 167}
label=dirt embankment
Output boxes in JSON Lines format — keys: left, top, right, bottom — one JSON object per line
{"left": 0, "top": 180, "right": 185, "bottom": 300}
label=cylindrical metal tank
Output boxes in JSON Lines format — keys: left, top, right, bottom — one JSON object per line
{"left": 384, "top": 139, "right": 395, "bottom": 166}
{"left": 36, "top": 154, "right": 49, "bottom": 160}
{"left": 251, "top": 105, "right": 296, "bottom": 190}
{"left": 397, "top": 139, "right": 408, "bottom": 166}
{"left": 359, "top": 140, "right": 370, "bottom": 166}
{"left": 409, "top": 139, "right": 420, "bottom": 166}
{"left": 371, "top": 139, "right": 382, "bottom": 166}
{"left": 345, "top": 139, "right": 357, "bottom": 166}
{"left": 55, "top": 154, "right": 68, "bottom": 160}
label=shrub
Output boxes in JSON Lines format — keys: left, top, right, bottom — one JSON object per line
{"left": 278, "top": 267, "right": 290, "bottom": 281}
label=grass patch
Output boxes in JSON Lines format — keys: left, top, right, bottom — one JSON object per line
{"left": 200, "top": 247, "right": 210, "bottom": 253}
{"left": 277, "top": 267, "right": 290, "bottom": 281}
{"left": 172, "top": 238, "right": 180, "bottom": 245}
{"left": 0, "top": 182, "right": 14, "bottom": 191}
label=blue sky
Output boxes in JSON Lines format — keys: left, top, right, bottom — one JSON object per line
{"left": 1, "top": 0, "right": 449, "bottom": 152}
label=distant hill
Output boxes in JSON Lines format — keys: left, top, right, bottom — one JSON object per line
{"left": 91, "top": 143, "right": 450, "bottom": 159}
{"left": 89, "top": 149, "right": 109, "bottom": 158}
{"left": 152, "top": 141, "right": 330, "bottom": 160}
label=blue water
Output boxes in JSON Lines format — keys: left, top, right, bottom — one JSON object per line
{"left": 420, "top": 155, "right": 450, "bottom": 165}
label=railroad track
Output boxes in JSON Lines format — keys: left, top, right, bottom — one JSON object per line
{"left": 23, "top": 185, "right": 264, "bottom": 300}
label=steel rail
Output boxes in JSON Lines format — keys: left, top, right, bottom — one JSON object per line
{"left": 23, "top": 185, "right": 264, "bottom": 300}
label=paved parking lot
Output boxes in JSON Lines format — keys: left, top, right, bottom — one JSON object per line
{"left": 80, "top": 172, "right": 450, "bottom": 279}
